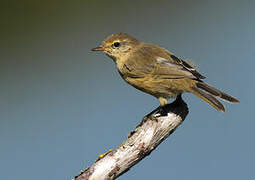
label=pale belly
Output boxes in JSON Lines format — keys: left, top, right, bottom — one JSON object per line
{"left": 124, "top": 76, "right": 190, "bottom": 99}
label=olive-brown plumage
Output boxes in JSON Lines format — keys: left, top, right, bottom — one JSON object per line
{"left": 92, "top": 32, "right": 239, "bottom": 112}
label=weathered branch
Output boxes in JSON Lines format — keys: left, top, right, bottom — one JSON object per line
{"left": 75, "top": 96, "right": 189, "bottom": 180}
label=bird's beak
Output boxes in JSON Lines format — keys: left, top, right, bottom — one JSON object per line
{"left": 91, "top": 46, "right": 105, "bottom": 51}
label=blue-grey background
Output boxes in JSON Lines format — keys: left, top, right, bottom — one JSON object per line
{"left": 1, "top": 0, "right": 254, "bottom": 179}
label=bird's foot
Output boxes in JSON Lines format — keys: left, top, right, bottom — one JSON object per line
{"left": 144, "top": 94, "right": 185, "bottom": 119}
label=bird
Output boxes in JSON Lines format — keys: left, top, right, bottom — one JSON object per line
{"left": 92, "top": 32, "right": 239, "bottom": 113}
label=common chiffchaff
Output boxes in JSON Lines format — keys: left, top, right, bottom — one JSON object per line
{"left": 92, "top": 33, "right": 239, "bottom": 112}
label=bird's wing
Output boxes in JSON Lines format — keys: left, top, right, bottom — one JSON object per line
{"left": 124, "top": 43, "right": 205, "bottom": 80}
{"left": 154, "top": 55, "right": 206, "bottom": 80}
{"left": 165, "top": 53, "right": 206, "bottom": 79}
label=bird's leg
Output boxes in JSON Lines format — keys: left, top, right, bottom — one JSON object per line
{"left": 144, "top": 94, "right": 183, "bottom": 118}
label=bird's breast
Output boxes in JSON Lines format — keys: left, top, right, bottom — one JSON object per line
{"left": 116, "top": 58, "right": 134, "bottom": 77}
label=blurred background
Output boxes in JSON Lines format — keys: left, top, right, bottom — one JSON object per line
{"left": 1, "top": 0, "right": 254, "bottom": 179}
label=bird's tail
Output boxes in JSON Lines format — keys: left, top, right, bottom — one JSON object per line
{"left": 190, "top": 81, "right": 239, "bottom": 112}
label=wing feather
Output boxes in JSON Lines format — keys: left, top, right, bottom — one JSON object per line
{"left": 124, "top": 43, "right": 206, "bottom": 80}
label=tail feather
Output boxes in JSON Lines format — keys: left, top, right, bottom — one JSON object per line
{"left": 191, "top": 82, "right": 239, "bottom": 112}
{"left": 196, "top": 82, "right": 240, "bottom": 103}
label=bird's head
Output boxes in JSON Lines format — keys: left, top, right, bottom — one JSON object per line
{"left": 92, "top": 32, "right": 140, "bottom": 61}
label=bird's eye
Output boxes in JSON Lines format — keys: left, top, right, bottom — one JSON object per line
{"left": 113, "top": 42, "right": 120, "bottom": 48}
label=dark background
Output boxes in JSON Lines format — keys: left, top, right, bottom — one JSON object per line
{"left": 1, "top": 0, "right": 254, "bottom": 179}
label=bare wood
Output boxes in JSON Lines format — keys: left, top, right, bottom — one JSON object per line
{"left": 75, "top": 96, "right": 188, "bottom": 180}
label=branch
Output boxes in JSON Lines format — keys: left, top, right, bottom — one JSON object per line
{"left": 74, "top": 96, "right": 189, "bottom": 180}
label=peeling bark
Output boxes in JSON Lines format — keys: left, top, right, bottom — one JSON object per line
{"left": 75, "top": 96, "right": 188, "bottom": 180}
